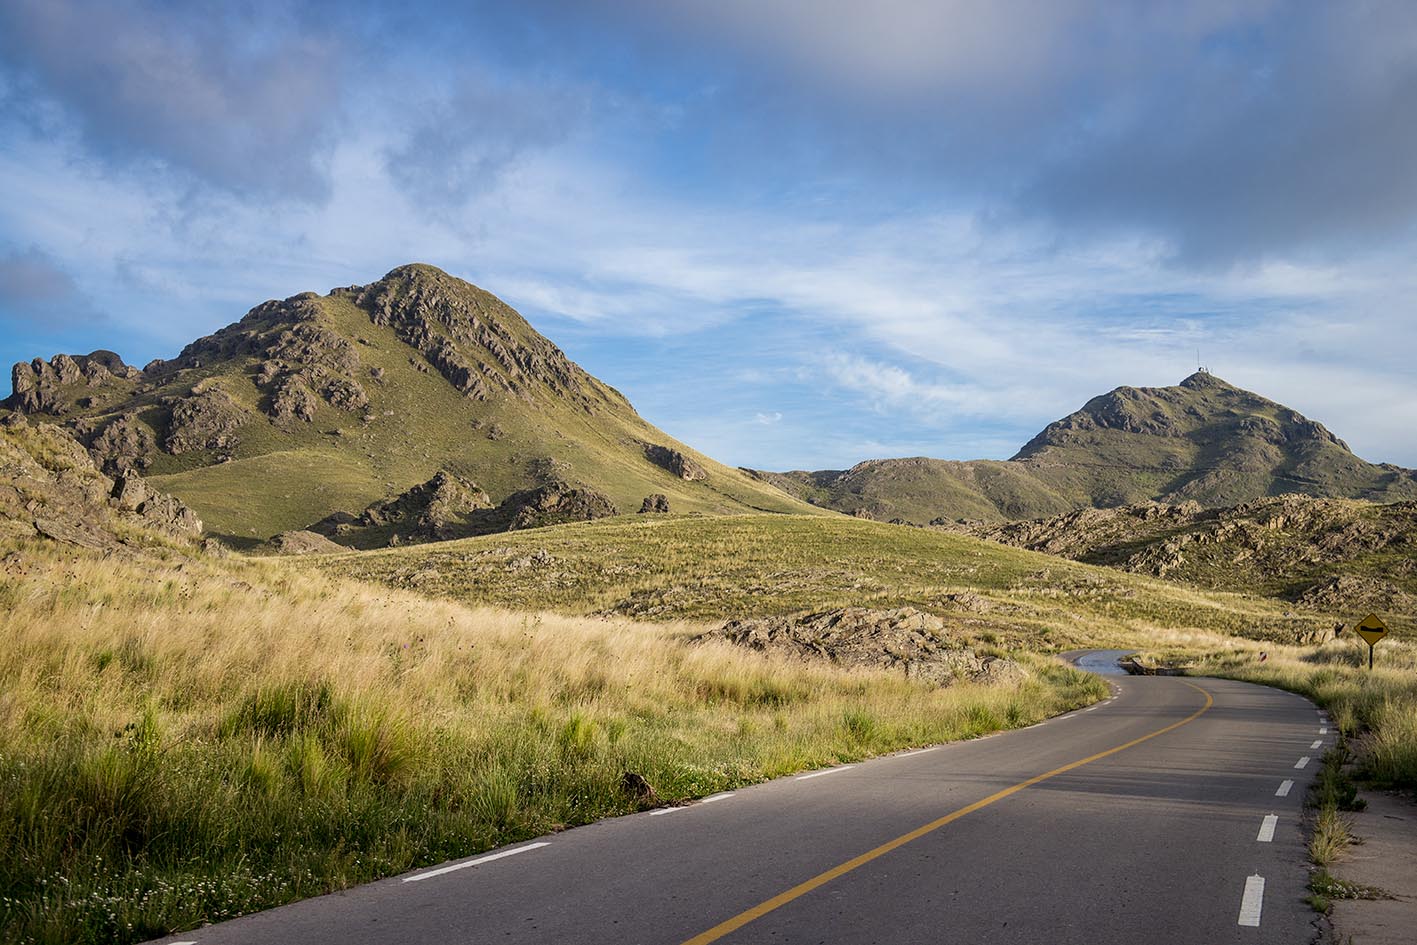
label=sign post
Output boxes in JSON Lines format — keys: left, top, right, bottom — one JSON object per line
{"left": 1354, "top": 613, "right": 1389, "bottom": 671}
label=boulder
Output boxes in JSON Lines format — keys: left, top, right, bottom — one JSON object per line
{"left": 504, "top": 479, "right": 617, "bottom": 530}
{"left": 639, "top": 494, "right": 670, "bottom": 513}
{"left": 264, "top": 530, "right": 348, "bottom": 555}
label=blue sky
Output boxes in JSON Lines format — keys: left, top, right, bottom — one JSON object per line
{"left": 2, "top": 0, "right": 1416, "bottom": 469}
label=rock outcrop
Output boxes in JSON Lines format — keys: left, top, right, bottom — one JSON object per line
{"left": 360, "top": 471, "right": 492, "bottom": 539}
{"left": 639, "top": 494, "right": 670, "bottom": 513}
{"left": 264, "top": 530, "right": 348, "bottom": 555}
{"left": 85, "top": 412, "right": 158, "bottom": 475}
{"left": 645, "top": 444, "right": 707, "bottom": 481}
{"left": 504, "top": 479, "right": 617, "bottom": 531}
{"left": 698, "top": 607, "right": 1026, "bottom": 686}
{"left": 163, "top": 384, "right": 249, "bottom": 454}
{"left": 0, "top": 420, "right": 201, "bottom": 548}
{"left": 7, "top": 351, "right": 142, "bottom": 415}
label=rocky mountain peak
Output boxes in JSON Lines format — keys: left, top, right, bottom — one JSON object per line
{"left": 337, "top": 264, "right": 607, "bottom": 408}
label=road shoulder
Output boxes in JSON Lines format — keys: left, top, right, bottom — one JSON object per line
{"left": 1330, "top": 788, "right": 1417, "bottom": 944}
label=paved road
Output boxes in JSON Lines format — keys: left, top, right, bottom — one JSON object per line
{"left": 149, "top": 653, "right": 1327, "bottom": 944}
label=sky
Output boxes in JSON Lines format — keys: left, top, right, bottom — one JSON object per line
{"left": 2, "top": 0, "right": 1416, "bottom": 470}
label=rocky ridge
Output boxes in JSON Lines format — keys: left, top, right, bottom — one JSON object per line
{"left": 944, "top": 494, "right": 1417, "bottom": 620}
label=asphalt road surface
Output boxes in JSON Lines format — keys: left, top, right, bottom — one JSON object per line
{"left": 149, "top": 651, "right": 1327, "bottom": 944}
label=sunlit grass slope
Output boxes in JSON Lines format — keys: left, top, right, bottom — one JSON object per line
{"left": 0, "top": 539, "right": 1103, "bottom": 945}
{"left": 317, "top": 513, "right": 1344, "bottom": 647}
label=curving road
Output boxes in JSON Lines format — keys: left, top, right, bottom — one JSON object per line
{"left": 149, "top": 652, "right": 1327, "bottom": 944}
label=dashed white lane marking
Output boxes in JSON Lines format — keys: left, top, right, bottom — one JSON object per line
{"left": 1084, "top": 706, "right": 1098, "bottom": 712}
{"left": 797, "top": 765, "right": 856, "bottom": 781}
{"left": 171, "top": 941, "right": 197, "bottom": 944}
{"left": 1295, "top": 756, "right": 1311, "bottom": 769}
{"left": 1256, "top": 814, "right": 1278, "bottom": 842}
{"left": 1238, "top": 874, "right": 1266, "bottom": 927}
{"left": 1311, "top": 739, "right": 1323, "bottom": 749}
{"left": 1320, "top": 727, "right": 1329, "bottom": 735}
{"left": 650, "top": 806, "right": 687, "bottom": 816}
{"left": 1276, "top": 779, "right": 1294, "bottom": 797}
{"left": 403, "top": 842, "right": 550, "bottom": 883}
{"left": 702, "top": 792, "right": 736, "bottom": 803}
{"left": 900, "top": 747, "right": 941, "bottom": 757}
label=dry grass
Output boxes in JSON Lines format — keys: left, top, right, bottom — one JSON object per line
{"left": 0, "top": 538, "right": 1104, "bottom": 944}
{"left": 313, "top": 513, "right": 1345, "bottom": 648}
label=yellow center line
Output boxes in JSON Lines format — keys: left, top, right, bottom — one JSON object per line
{"left": 679, "top": 681, "right": 1215, "bottom": 945}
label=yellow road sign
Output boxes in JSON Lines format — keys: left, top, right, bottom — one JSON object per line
{"left": 1355, "top": 613, "right": 1389, "bottom": 647}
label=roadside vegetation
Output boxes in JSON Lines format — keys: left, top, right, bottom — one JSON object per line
{"left": 1190, "top": 638, "right": 1417, "bottom": 789}
{"left": 0, "top": 538, "right": 1104, "bottom": 945}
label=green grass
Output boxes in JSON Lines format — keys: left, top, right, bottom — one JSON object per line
{"left": 0, "top": 539, "right": 1106, "bottom": 944}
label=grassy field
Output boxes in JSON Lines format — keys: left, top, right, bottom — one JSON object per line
{"left": 314, "top": 513, "right": 1344, "bottom": 646}
{"left": 0, "top": 538, "right": 1105, "bottom": 945}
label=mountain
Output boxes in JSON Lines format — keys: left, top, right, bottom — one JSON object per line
{"left": 753, "top": 372, "right": 1417, "bottom": 523}
{"left": 2, "top": 264, "right": 815, "bottom": 545}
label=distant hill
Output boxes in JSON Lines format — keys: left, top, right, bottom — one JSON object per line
{"left": 752, "top": 372, "right": 1417, "bottom": 523}
{"left": 3, "top": 264, "right": 816, "bottom": 545}
{"left": 941, "top": 495, "right": 1417, "bottom": 629}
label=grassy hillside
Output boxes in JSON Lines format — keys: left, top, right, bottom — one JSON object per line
{"left": 314, "top": 513, "right": 1345, "bottom": 646}
{"left": 949, "top": 495, "right": 1417, "bottom": 631}
{"left": 0, "top": 537, "right": 1104, "bottom": 945}
{"left": 5, "top": 265, "right": 816, "bottom": 545}
{"left": 758, "top": 372, "right": 1417, "bottom": 524}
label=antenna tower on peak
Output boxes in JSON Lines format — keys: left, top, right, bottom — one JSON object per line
{"left": 1196, "top": 347, "right": 1209, "bottom": 375}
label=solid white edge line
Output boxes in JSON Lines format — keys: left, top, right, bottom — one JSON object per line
{"left": 1238, "top": 874, "right": 1265, "bottom": 927}
{"left": 1311, "top": 740, "right": 1323, "bottom": 749}
{"left": 1256, "top": 814, "right": 1278, "bottom": 843}
{"left": 1295, "top": 756, "right": 1311, "bottom": 769}
{"left": 900, "top": 747, "right": 941, "bottom": 756}
{"left": 702, "top": 792, "right": 736, "bottom": 803}
{"left": 403, "top": 842, "right": 550, "bottom": 883}
{"left": 797, "top": 765, "right": 856, "bottom": 781}
{"left": 1276, "top": 779, "right": 1293, "bottom": 797}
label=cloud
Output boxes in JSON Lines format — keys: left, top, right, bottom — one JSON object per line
{"left": 560, "top": 0, "right": 1417, "bottom": 266}
{"left": 0, "top": 247, "right": 102, "bottom": 327}
{"left": 754, "top": 411, "right": 782, "bottom": 425}
{"left": 382, "top": 75, "right": 583, "bottom": 209}
{"left": 0, "top": 0, "right": 344, "bottom": 199}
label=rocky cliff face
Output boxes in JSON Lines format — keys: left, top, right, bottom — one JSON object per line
{"left": 0, "top": 414, "right": 201, "bottom": 549}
